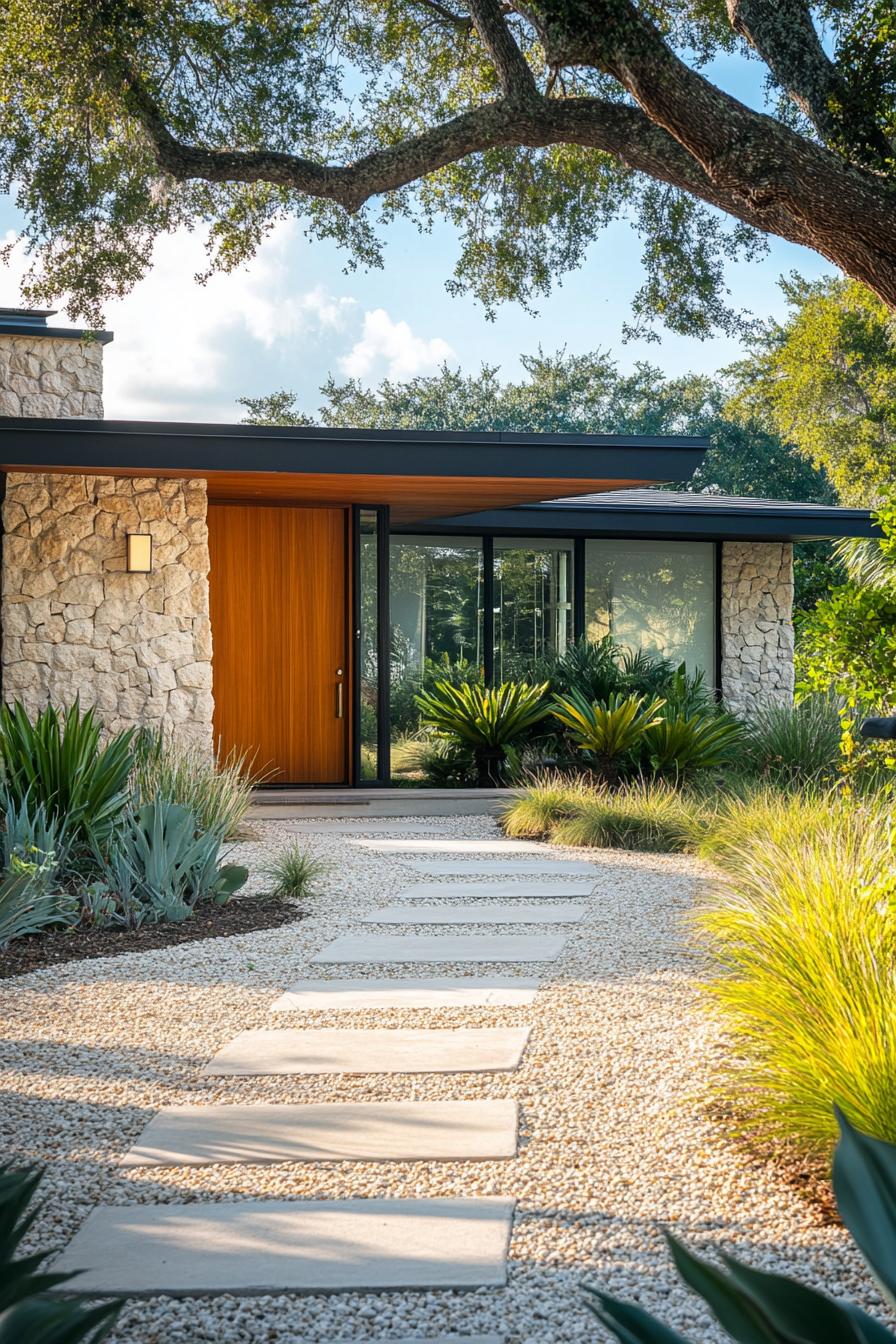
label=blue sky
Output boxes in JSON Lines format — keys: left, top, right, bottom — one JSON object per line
{"left": 0, "top": 48, "right": 836, "bottom": 422}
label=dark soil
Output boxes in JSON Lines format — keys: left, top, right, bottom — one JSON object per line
{"left": 0, "top": 896, "right": 304, "bottom": 980}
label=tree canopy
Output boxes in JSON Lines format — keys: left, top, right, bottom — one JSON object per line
{"left": 728, "top": 277, "right": 896, "bottom": 507}
{"left": 3, "top": 0, "right": 896, "bottom": 331}
{"left": 238, "top": 348, "right": 835, "bottom": 503}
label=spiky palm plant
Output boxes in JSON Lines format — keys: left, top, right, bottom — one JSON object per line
{"left": 550, "top": 691, "right": 665, "bottom": 783}
{"left": 415, "top": 680, "right": 550, "bottom": 786}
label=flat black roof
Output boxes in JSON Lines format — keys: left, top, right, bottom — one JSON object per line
{"left": 407, "top": 488, "right": 877, "bottom": 541}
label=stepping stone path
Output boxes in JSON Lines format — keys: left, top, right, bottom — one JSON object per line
{"left": 363, "top": 903, "right": 586, "bottom": 925}
{"left": 53, "top": 818, "right": 591, "bottom": 1332}
{"left": 51, "top": 1198, "right": 515, "bottom": 1297}
{"left": 121, "top": 1100, "right": 519, "bottom": 1167}
{"left": 406, "top": 858, "right": 598, "bottom": 875}
{"left": 201, "top": 1027, "right": 531, "bottom": 1076}
{"left": 399, "top": 880, "right": 595, "bottom": 900}
{"left": 271, "top": 977, "right": 541, "bottom": 1010}
{"left": 312, "top": 933, "right": 568, "bottom": 964}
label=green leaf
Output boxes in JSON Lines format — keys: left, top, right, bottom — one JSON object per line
{"left": 582, "top": 1284, "right": 696, "bottom": 1343}
{"left": 720, "top": 1252, "right": 888, "bottom": 1344}
{"left": 665, "top": 1234, "right": 787, "bottom": 1344}
{"left": 832, "top": 1107, "right": 896, "bottom": 1307}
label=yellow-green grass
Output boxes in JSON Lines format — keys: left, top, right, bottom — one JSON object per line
{"left": 501, "top": 774, "right": 708, "bottom": 852}
{"left": 697, "top": 794, "right": 896, "bottom": 1149}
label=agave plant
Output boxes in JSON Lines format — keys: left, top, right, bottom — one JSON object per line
{"left": 586, "top": 1109, "right": 896, "bottom": 1343}
{"left": 0, "top": 701, "right": 134, "bottom": 863}
{"left": 644, "top": 711, "right": 743, "bottom": 777}
{"left": 551, "top": 691, "right": 665, "bottom": 783}
{"left": 0, "top": 1163, "right": 121, "bottom": 1340}
{"left": 414, "top": 680, "right": 550, "bottom": 785}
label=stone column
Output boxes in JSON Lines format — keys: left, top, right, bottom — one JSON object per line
{"left": 720, "top": 541, "right": 795, "bottom": 718}
{"left": 0, "top": 310, "right": 214, "bottom": 749}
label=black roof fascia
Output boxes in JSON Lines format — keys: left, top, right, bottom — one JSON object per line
{"left": 0, "top": 326, "right": 114, "bottom": 345}
{"left": 0, "top": 418, "right": 707, "bottom": 483}
{"left": 398, "top": 502, "right": 879, "bottom": 542}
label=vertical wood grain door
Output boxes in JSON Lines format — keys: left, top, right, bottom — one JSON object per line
{"left": 208, "top": 504, "right": 349, "bottom": 785}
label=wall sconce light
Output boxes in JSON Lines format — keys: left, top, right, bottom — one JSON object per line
{"left": 126, "top": 533, "right": 153, "bottom": 573}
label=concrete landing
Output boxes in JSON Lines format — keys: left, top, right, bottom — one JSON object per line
{"left": 202, "top": 1027, "right": 531, "bottom": 1076}
{"left": 312, "top": 934, "right": 567, "bottom": 964}
{"left": 51, "top": 1197, "right": 516, "bottom": 1296}
{"left": 283, "top": 821, "right": 456, "bottom": 834}
{"left": 364, "top": 903, "right": 586, "bottom": 925}
{"left": 406, "top": 859, "right": 596, "bottom": 876}
{"left": 398, "top": 880, "right": 594, "bottom": 900}
{"left": 271, "top": 977, "right": 541, "bottom": 1011}
{"left": 120, "top": 1100, "right": 518, "bottom": 1167}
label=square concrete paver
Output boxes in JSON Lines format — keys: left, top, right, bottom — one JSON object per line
{"left": 120, "top": 1099, "right": 519, "bottom": 1167}
{"left": 50, "top": 1197, "right": 515, "bottom": 1297}
{"left": 406, "top": 859, "right": 597, "bottom": 875}
{"left": 312, "top": 934, "right": 567, "bottom": 964}
{"left": 202, "top": 1027, "right": 531, "bottom": 1076}
{"left": 271, "top": 977, "right": 541, "bottom": 1011}
{"left": 363, "top": 903, "right": 586, "bottom": 925}
{"left": 398, "top": 881, "right": 594, "bottom": 900}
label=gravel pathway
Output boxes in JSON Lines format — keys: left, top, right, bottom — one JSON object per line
{"left": 0, "top": 813, "right": 882, "bottom": 1342}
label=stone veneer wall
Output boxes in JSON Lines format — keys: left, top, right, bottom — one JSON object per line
{"left": 720, "top": 540, "right": 795, "bottom": 717}
{"left": 0, "top": 334, "right": 104, "bottom": 418}
{"left": 2, "top": 474, "right": 213, "bottom": 747}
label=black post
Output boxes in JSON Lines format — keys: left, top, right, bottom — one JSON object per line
{"left": 483, "top": 535, "right": 495, "bottom": 685}
{"left": 376, "top": 506, "right": 391, "bottom": 782}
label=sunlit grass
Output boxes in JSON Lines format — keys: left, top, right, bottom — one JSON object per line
{"left": 501, "top": 773, "right": 707, "bottom": 852}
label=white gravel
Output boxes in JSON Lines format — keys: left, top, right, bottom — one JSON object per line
{"left": 0, "top": 813, "right": 884, "bottom": 1342}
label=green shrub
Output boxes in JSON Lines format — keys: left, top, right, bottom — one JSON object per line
{"left": 644, "top": 710, "right": 743, "bottom": 777}
{"left": 0, "top": 701, "right": 134, "bottom": 863}
{"left": 132, "top": 731, "right": 257, "bottom": 838}
{"left": 417, "top": 738, "right": 477, "bottom": 788}
{"left": 501, "top": 774, "right": 592, "bottom": 837}
{"left": 415, "top": 680, "right": 550, "bottom": 785}
{"left": 0, "top": 1162, "right": 122, "bottom": 1339}
{"left": 696, "top": 792, "right": 896, "bottom": 1149}
{"left": 99, "top": 798, "right": 248, "bottom": 925}
{"left": 261, "top": 842, "right": 328, "bottom": 901}
{"left": 551, "top": 691, "right": 665, "bottom": 782}
{"left": 587, "top": 1109, "right": 896, "bottom": 1344}
{"left": 741, "top": 694, "right": 842, "bottom": 782}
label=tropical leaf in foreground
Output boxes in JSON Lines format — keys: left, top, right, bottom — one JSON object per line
{"left": 584, "top": 1110, "right": 896, "bottom": 1343}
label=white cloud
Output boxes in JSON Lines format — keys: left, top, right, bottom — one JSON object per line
{"left": 1, "top": 222, "right": 358, "bottom": 420}
{"left": 338, "top": 308, "right": 455, "bottom": 381}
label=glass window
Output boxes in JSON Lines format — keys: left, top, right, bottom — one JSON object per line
{"left": 585, "top": 539, "right": 715, "bottom": 677}
{"left": 358, "top": 510, "right": 380, "bottom": 780}
{"left": 389, "top": 536, "right": 484, "bottom": 748}
{"left": 493, "top": 538, "right": 574, "bottom": 681}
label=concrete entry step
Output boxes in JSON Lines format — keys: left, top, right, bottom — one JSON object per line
{"left": 313, "top": 934, "right": 567, "bottom": 964}
{"left": 406, "top": 859, "right": 597, "bottom": 876}
{"left": 120, "top": 1099, "right": 519, "bottom": 1168}
{"left": 202, "top": 1027, "right": 531, "bottom": 1076}
{"left": 282, "top": 820, "right": 457, "bottom": 834}
{"left": 51, "top": 1197, "right": 515, "bottom": 1297}
{"left": 364, "top": 903, "right": 586, "bottom": 926}
{"left": 398, "top": 880, "right": 594, "bottom": 900}
{"left": 271, "top": 977, "right": 541, "bottom": 1011}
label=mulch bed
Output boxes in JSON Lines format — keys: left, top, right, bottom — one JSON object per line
{"left": 0, "top": 896, "right": 304, "bottom": 979}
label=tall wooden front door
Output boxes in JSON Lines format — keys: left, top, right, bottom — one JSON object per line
{"left": 208, "top": 504, "right": 349, "bottom": 784}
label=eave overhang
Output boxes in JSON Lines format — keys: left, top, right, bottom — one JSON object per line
{"left": 0, "top": 418, "right": 707, "bottom": 524}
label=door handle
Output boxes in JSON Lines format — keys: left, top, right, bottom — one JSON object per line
{"left": 335, "top": 668, "right": 344, "bottom": 719}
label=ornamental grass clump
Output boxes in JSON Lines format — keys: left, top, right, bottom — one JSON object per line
{"left": 132, "top": 730, "right": 258, "bottom": 838}
{"left": 696, "top": 793, "right": 896, "bottom": 1150}
{"left": 741, "top": 693, "right": 843, "bottom": 783}
{"left": 501, "top": 774, "right": 707, "bottom": 852}
{"left": 261, "top": 842, "right": 329, "bottom": 902}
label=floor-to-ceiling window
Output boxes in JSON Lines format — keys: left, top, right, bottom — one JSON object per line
{"left": 584, "top": 539, "right": 715, "bottom": 676}
{"left": 493, "top": 538, "right": 574, "bottom": 680}
{"left": 357, "top": 510, "right": 380, "bottom": 779}
{"left": 389, "top": 536, "right": 484, "bottom": 749}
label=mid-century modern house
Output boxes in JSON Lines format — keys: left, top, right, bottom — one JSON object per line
{"left": 0, "top": 310, "right": 877, "bottom": 786}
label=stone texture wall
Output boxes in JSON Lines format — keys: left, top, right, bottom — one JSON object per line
{"left": 720, "top": 541, "right": 795, "bottom": 717}
{"left": 2, "top": 474, "right": 213, "bottom": 747}
{"left": 0, "top": 334, "right": 104, "bottom": 417}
